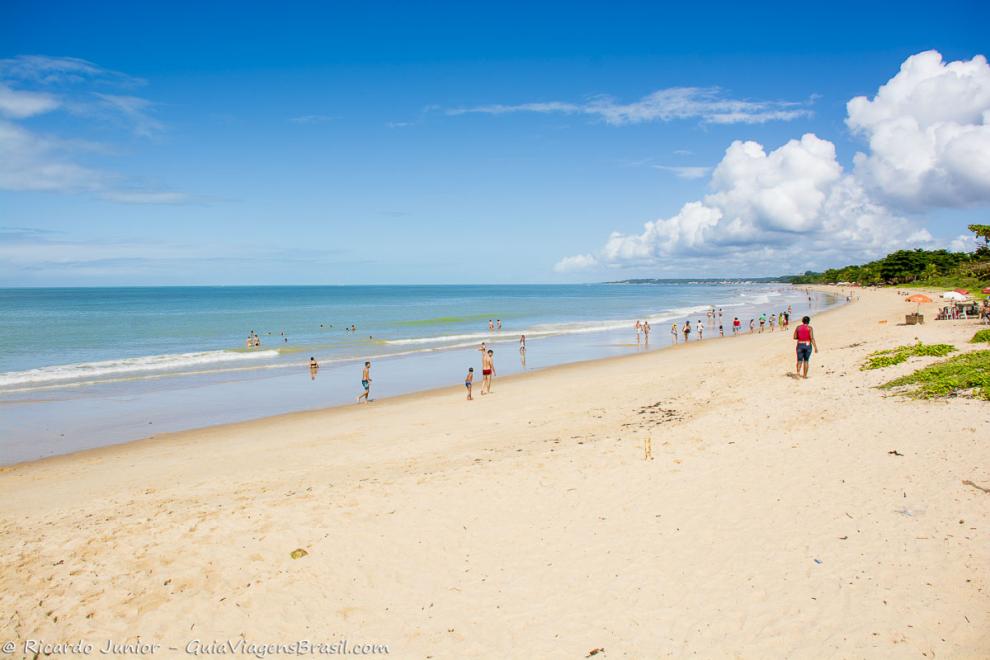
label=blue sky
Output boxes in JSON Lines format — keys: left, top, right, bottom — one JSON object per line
{"left": 1, "top": 0, "right": 988, "bottom": 285}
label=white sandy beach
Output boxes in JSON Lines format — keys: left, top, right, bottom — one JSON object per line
{"left": 1, "top": 286, "right": 988, "bottom": 658}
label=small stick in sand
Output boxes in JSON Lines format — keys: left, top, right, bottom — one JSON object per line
{"left": 644, "top": 436, "right": 653, "bottom": 461}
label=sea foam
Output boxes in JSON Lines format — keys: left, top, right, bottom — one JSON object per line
{"left": 0, "top": 350, "right": 279, "bottom": 389}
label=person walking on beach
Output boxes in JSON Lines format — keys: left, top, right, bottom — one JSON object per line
{"left": 489, "top": 320, "right": 494, "bottom": 332}
{"left": 759, "top": 313, "right": 766, "bottom": 333}
{"left": 682, "top": 320, "right": 691, "bottom": 342}
{"left": 697, "top": 319, "right": 704, "bottom": 340}
{"left": 465, "top": 367, "right": 474, "bottom": 400}
{"left": 357, "top": 361, "right": 372, "bottom": 402}
{"left": 519, "top": 334, "right": 526, "bottom": 352}
{"left": 793, "top": 316, "right": 818, "bottom": 379}
{"left": 634, "top": 320, "right": 642, "bottom": 340}
{"left": 481, "top": 349, "right": 495, "bottom": 394}
{"left": 671, "top": 322, "right": 678, "bottom": 344}
{"left": 643, "top": 321, "right": 651, "bottom": 343}
{"left": 733, "top": 317, "right": 741, "bottom": 334}
{"left": 497, "top": 319, "right": 502, "bottom": 331}
{"left": 749, "top": 319, "right": 755, "bottom": 333}
{"left": 719, "top": 324, "right": 724, "bottom": 337}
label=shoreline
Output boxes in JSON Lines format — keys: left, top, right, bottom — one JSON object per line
{"left": 2, "top": 285, "right": 986, "bottom": 657}
{"left": 3, "top": 288, "right": 847, "bottom": 470}
{"left": 0, "top": 284, "right": 838, "bottom": 466}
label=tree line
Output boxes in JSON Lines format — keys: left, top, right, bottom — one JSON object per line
{"left": 788, "top": 224, "right": 990, "bottom": 285}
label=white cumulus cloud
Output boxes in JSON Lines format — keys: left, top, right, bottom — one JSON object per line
{"left": 558, "top": 133, "right": 932, "bottom": 273}
{"left": 557, "top": 50, "right": 989, "bottom": 275}
{"left": 847, "top": 50, "right": 990, "bottom": 208}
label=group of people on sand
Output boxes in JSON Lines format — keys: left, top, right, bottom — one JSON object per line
{"left": 356, "top": 339, "right": 504, "bottom": 404}
{"left": 653, "top": 303, "right": 818, "bottom": 377}
{"left": 756, "top": 307, "right": 792, "bottom": 333}
{"left": 344, "top": 301, "right": 821, "bottom": 405}
{"left": 465, "top": 342, "right": 496, "bottom": 400}
{"left": 668, "top": 305, "right": 796, "bottom": 344}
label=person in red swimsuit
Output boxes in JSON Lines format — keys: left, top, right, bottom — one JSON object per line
{"left": 481, "top": 349, "right": 495, "bottom": 394}
{"left": 792, "top": 316, "right": 818, "bottom": 379}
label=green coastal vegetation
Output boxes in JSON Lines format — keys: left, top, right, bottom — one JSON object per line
{"left": 787, "top": 224, "right": 990, "bottom": 294}
{"left": 881, "top": 350, "right": 990, "bottom": 400}
{"left": 972, "top": 329, "right": 990, "bottom": 344}
{"left": 861, "top": 342, "right": 956, "bottom": 370}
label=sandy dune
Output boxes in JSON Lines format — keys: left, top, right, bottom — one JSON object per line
{"left": 2, "top": 287, "right": 988, "bottom": 658}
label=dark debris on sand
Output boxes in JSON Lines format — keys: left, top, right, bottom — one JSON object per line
{"left": 623, "top": 401, "right": 684, "bottom": 427}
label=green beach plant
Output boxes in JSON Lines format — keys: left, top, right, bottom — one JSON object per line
{"left": 861, "top": 342, "right": 956, "bottom": 370}
{"left": 971, "top": 329, "right": 990, "bottom": 344}
{"left": 880, "top": 350, "right": 990, "bottom": 400}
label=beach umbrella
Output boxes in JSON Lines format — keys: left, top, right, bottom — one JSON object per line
{"left": 905, "top": 293, "right": 932, "bottom": 314}
{"left": 982, "top": 287, "right": 990, "bottom": 295}
{"left": 942, "top": 291, "right": 967, "bottom": 301}
{"left": 954, "top": 288, "right": 970, "bottom": 295}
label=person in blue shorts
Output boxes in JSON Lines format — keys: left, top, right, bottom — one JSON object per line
{"left": 357, "top": 361, "right": 372, "bottom": 402}
{"left": 792, "top": 316, "right": 818, "bottom": 378}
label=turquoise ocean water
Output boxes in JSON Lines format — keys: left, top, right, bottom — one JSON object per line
{"left": 0, "top": 284, "right": 839, "bottom": 464}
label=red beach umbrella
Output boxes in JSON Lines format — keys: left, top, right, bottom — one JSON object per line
{"left": 954, "top": 288, "right": 970, "bottom": 295}
{"left": 982, "top": 287, "right": 990, "bottom": 295}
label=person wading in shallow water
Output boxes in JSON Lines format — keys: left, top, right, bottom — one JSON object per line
{"left": 792, "top": 316, "right": 818, "bottom": 379}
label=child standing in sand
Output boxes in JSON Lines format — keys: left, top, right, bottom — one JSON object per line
{"left": 357, "top": 361, "right": 372, "bottom": 403}
{"left": 465, "top": 367, "right": 474, "bottom": 400}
